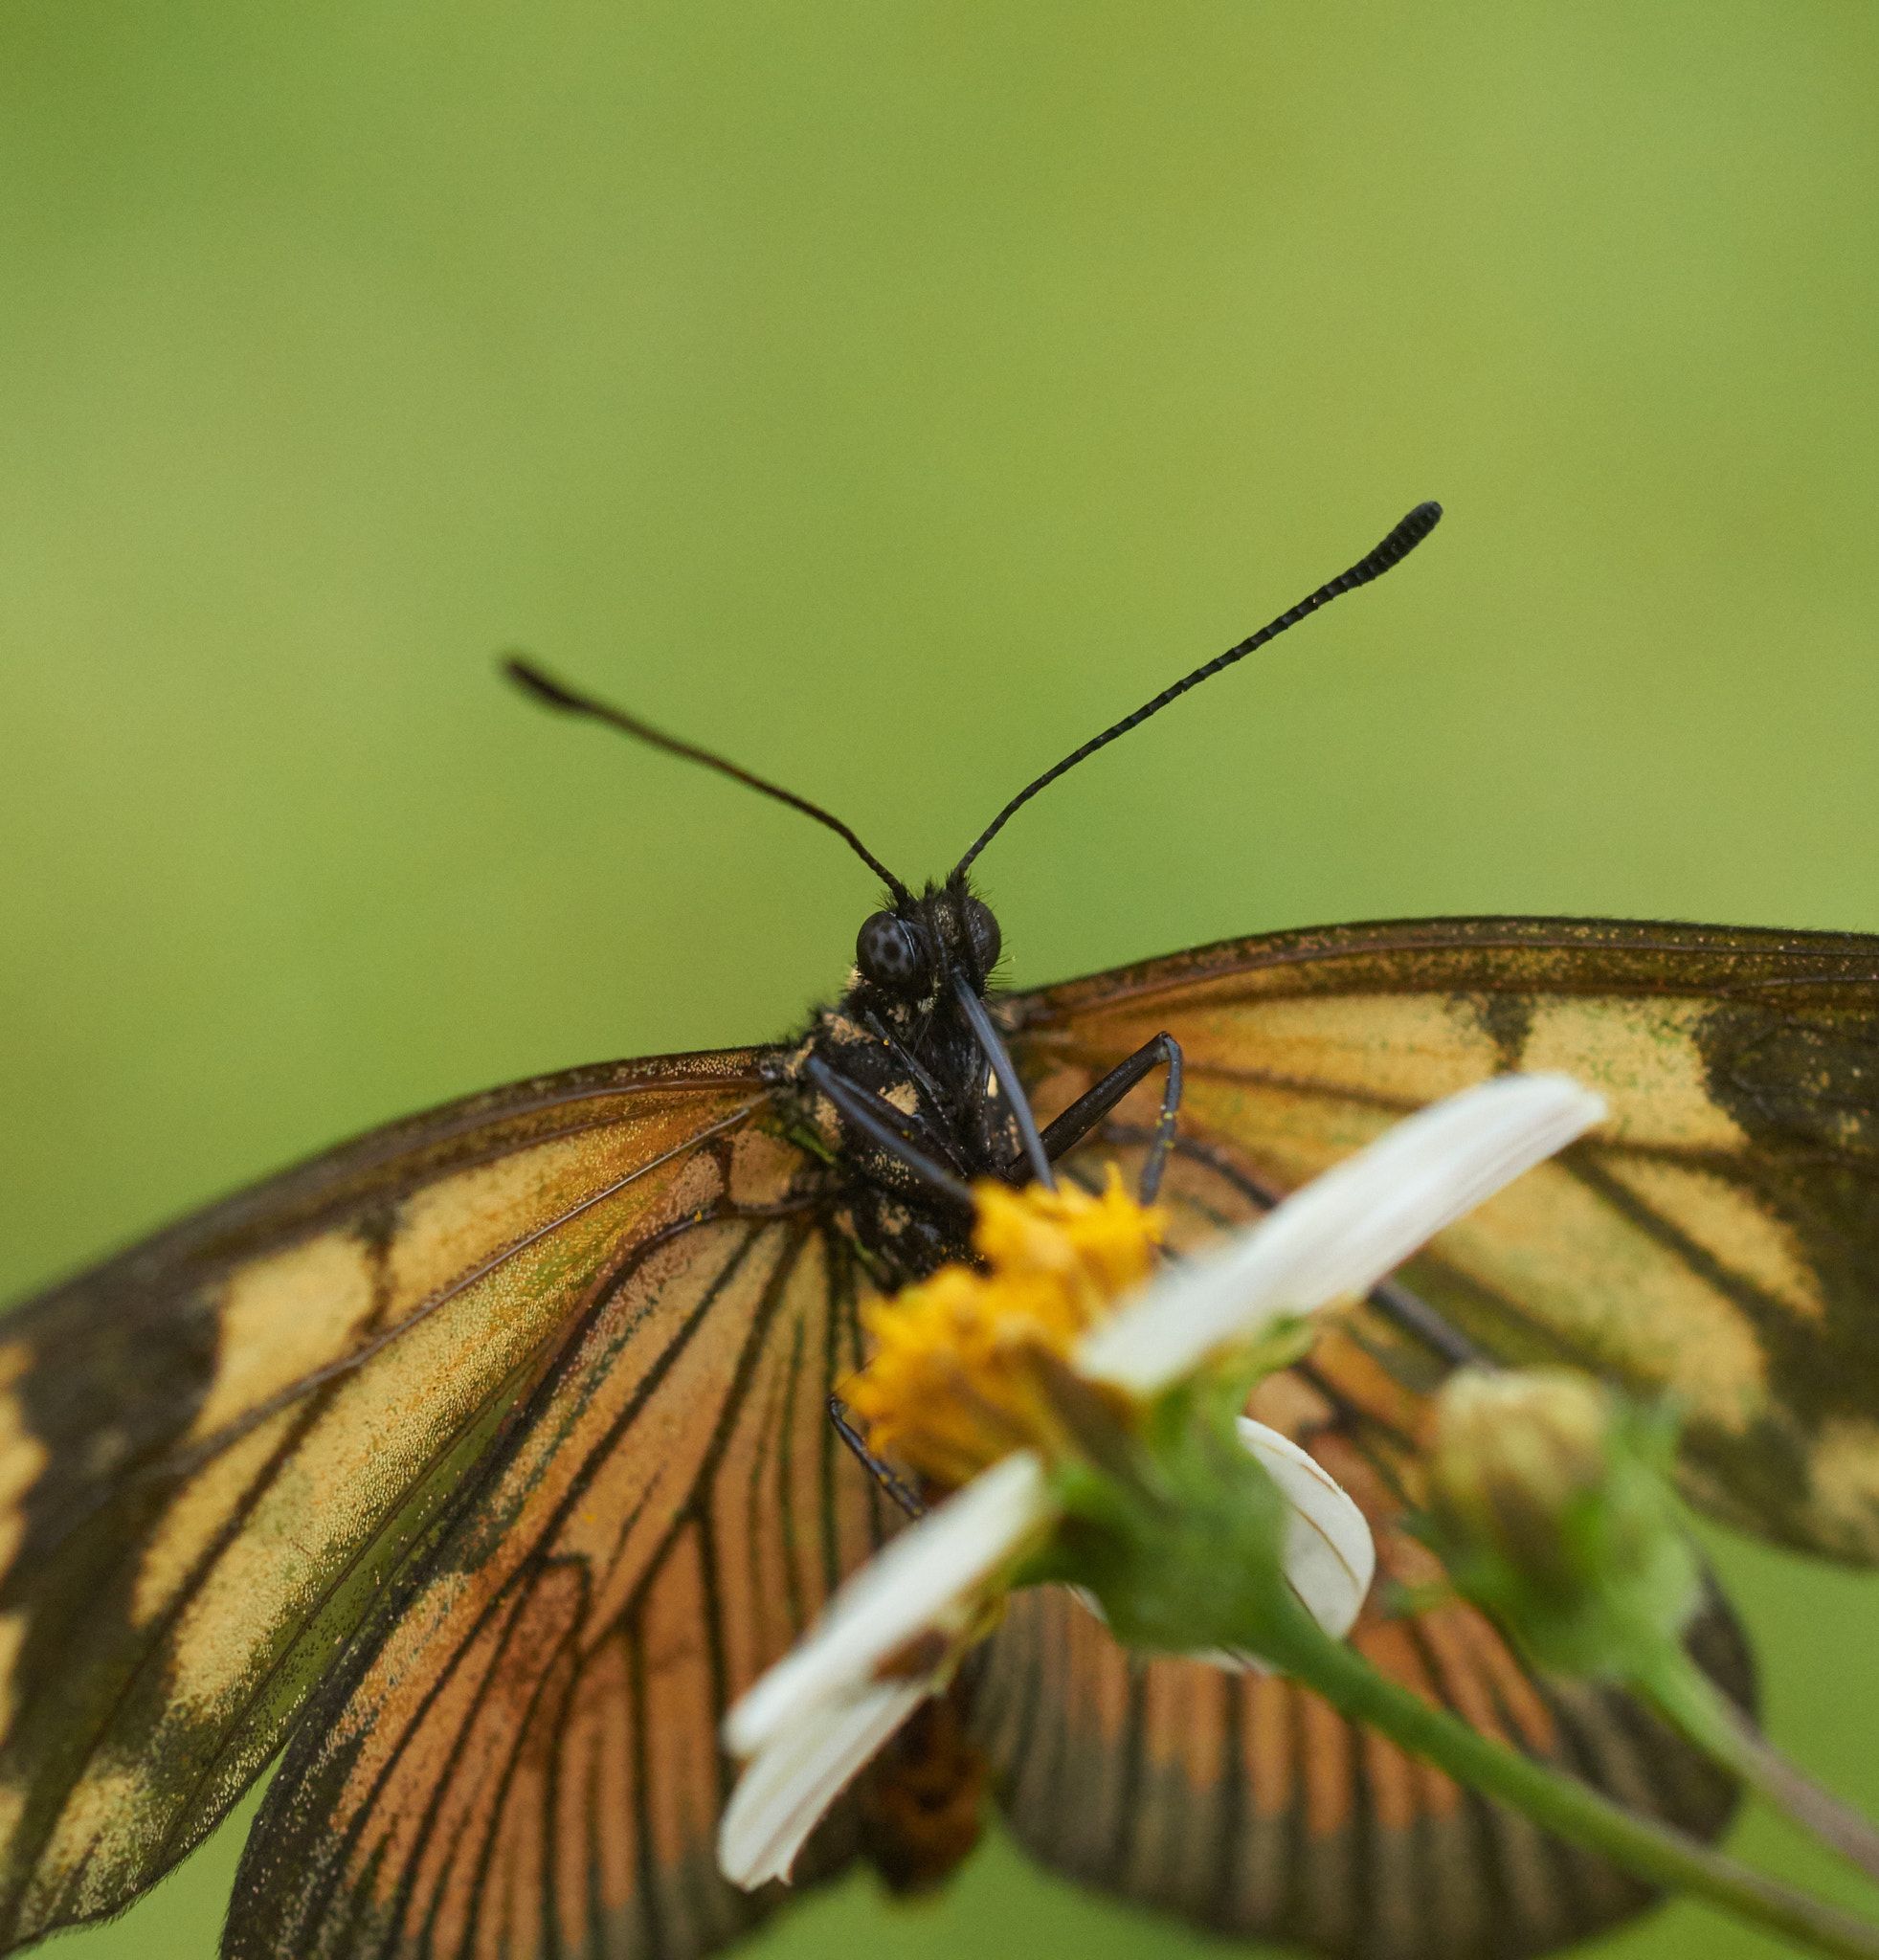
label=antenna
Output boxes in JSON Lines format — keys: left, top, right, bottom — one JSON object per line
{"left": 504, "top": 657, "right": 914, "bottom": 904}
{"left": 951, "top": 501, "right": 1443, "bottom": 880}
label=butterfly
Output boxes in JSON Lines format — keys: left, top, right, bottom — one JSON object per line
{"left": 3, "top": 500, "right": 1876, "bottom": 1960}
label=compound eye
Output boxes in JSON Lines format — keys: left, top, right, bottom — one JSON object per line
{"left": 963, "top": 898, "right": 1002, "bottom": 979}
{"left": 856, "top": 911, "right": 931, "bottom": 994}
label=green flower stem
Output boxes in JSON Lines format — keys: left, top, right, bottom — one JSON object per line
{"left": 1639, "top": 1648, "right": 1879, "bottom": 1886}
{"left": 1254, "top": 1600, "right": 1879, "bottom": 1960}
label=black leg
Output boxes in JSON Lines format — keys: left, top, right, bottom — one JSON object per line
{"left": 830, "top": 1396, "right": 925, "bottom": 1518}
{"left": 951, "top": 974, "right": 1056, "bottom": 1191}
{"left": 805, "top": 1056, "right": 974, "bottom": 1208}
{"left": 1031, "top": 1033, "right": 1184, "bottom": 1203}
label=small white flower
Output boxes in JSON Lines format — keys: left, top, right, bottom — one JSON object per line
{"left": 717, "top": 1677, "right": 929, "bottom": 1890}
{"left": 717, "top": 1428, "right": 1369, "bottom": 1889}
{"left": 1071, "top": 1415, "right": 1374, "bottom": 1674}
{"left": 717, "top": 1072, "right": 1606, "bottom": 1890}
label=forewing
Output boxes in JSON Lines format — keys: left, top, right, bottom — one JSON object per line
{"left": 0, "top": 1051, "right": 775, "bottom": 1951}
{"left": 225, "top": 1191, "right": 894, "bottom": 1960}
{"left": 975, "top": 1137, "right": 1751, "bottom": 1960}
{"left": 1010, "top": 915, "right": 1879, "bottom": 1560}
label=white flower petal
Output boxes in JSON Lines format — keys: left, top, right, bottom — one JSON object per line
{"left": 718, "top": 1677, "right": 930, "bottom": 1889}
{"left": 724, "top": 1450, "right": 1054, "bottom": 1760}
{"left": 1238, "top": 1417, "right": 1375, "bottom": 1639}
{"left": 1079, "top": 1074, "right": 1604, "bottom": 1393}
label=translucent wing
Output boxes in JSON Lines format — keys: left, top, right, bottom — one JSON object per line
{"left": 974, "top": 1135, "right": 1752, "bottom": 1960}
{"left": 224, "top": 1198, "right": 893, "bottom": 1960}
{"left": 0, "top": 1051, "right": 777, "bottom": 1953}
{"left": 1009, "top": 916, "right": 1879, "bottom": 1560}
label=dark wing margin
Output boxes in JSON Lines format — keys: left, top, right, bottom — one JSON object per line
{"left": 0, "top": 1048, "right": 788, "bottom": 1953}
{"left": 224, "top": 1201, "right": 894, "bottom": 1960}
{"left": 1008, "top": 915, "right": 1879, "bottom": 1561}
{"left": 977, "top": 1134, "right": 1752, "bottom": 1960}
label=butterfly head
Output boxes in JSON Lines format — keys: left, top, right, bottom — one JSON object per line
{"left": 854, "top": 881, "right": 1002, "bottom": 1008}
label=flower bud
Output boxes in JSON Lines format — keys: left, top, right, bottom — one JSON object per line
{"left": 1423, "top": 1368, "right": 1700, "bottom": 1680}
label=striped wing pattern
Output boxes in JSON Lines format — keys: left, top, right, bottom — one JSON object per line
{"left": 1011, "top": 916, "right": 1879, "bottom": 1561}
{"left": 224, "top": 1191, "right": 893, "bottom": 1959}
{"left": 0, "top": 1053, "right": 773, "bottom": 1953}
{"left": 973, "top": 1137, "right": 1750, "bottom": 1960}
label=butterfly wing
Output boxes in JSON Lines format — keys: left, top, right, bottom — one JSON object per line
{"left": 0, "top": 1050, "right": 782, "bottom": 1953}
{"left": 1008, "top": 915, "right": 1879, "bottom": 1561}
{"left": 223, "top": 1195, "right": 893, "bottom": 1960}
{"left": 974, "top": 1134, "right": 1752, "bottom": 1960}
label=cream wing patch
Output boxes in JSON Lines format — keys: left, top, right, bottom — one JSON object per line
{"left": 1116, "top": 991, "right": 1503, "bottom": 1106}
{"left": 190, "top": 1236, "right": 380, "bottom": 1443}
{"left": 20, "top": 1770, "right": 147, "bottom": 1927}
{"left": 1178, "top": 1079, "right": 1398, "bottom": 1188}
{"left": 1520, "top": 998, "right": 1746, "bottom": 1152}
{"left": 0, "top": 1347, "right": 43, "bottom": 1758}
{"left": 0, "top": 1346, "right": 46, "bottom": 1586}
{"left": 1433, "top": 1160, "right": 1770, "bottom": 1433}
{"left": 0, "top": 1614, "right": 29, "bottom": 1759}
{"left": 131, "top": 1411, "right": 302, "bottom": 1628}
{"left": 1597, "top": 1157, "right": 1824, "bottom": 1323}
{"left": 385, "top": 1132, "right": 626, "bottom": 1325}
{"left": 1801, "top": 1417, "right": 1879, "bottom": 1562}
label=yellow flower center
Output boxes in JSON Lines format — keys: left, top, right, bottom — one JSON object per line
{"left": 844, "top": 1170, "right": 1165, "bottom": 1491}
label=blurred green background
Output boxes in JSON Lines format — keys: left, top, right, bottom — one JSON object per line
{"left": 4, "top": 3, "right": 1878, "bottom": 1955}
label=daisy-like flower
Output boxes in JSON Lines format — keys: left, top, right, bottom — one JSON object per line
{"left": 719, "top": 1073, "right": 1606, "bottom": 1890}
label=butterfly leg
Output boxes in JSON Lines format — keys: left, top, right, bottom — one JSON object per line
{"left": 951, "top": 975, "right": 1056, "bottom": 1190}
{"left": 829, "top": 1395, "right": 926, "bottom": 1517}
{"left": 805, "top": 1056, "right": 974, "bottom": 1207}
{"left": 1030, "top": 1033, "right": 1185, "bottom": 1204}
